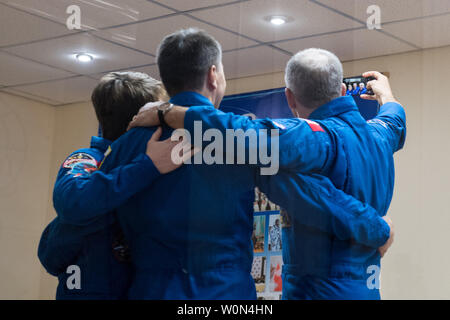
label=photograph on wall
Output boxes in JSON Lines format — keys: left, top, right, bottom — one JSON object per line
{"left": 252, "top": 215, "right": 265, "bottom": 253}
{"left": 253, "top": 188, "right": 261, "bottom": 212}
{"left": 251, "top": 256, "right": 266, "bottom": 293}
{"left": 269, "top": 255, "right": 283, "bottom": 293}
{"left": 257, "top": 293, "right": 283, "bottom": 301}
{"left": 268, "top": 214, "right": 282, "bottom": 252}
{"left": 254, "top": 187, "right": 279, "bottom": 212}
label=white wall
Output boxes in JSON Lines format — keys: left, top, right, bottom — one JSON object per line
{"left": 38, "top": 101, "right": 98, "bottom": 299}
{"left": 0, "top": 92, "right": 55, "bottom": 299}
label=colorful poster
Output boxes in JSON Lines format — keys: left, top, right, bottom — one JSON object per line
{"left": 269, "top": 255, "right": 283, "bottom": 293}
{"left": 251, "top": 188, "right": 283, "bottom": 299}
{"left": 251, "top": 256, "right": 266, "bottom": 293}
{"left": 268, "top": 215, "right": 282, "bottom": 252}
{"left": 252, "top": 215, "right": 265, "bottom": 253}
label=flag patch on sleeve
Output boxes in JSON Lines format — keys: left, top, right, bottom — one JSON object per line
{"left": 304, "top": 119, "right": 325, "bottom": 132}
{"left": 272, "top": 121, "right": 286, "bottom": 130}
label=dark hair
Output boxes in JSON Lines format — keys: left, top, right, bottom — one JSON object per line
{"left": 157, "top": 28, "right": 222, "bottom": 97}
{"left": 91, "top": 72, "right": 167, "bottom": 141}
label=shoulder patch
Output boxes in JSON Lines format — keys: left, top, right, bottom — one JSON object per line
{"left": 63, "top": 153, "right": 98, "bottom": 169}
{"left": 272, "top": 121, "right": 286, "bottom": 130}
{"left": 99, "top": 146, "right": 112, "bottom": 169}
{"left": 104, "top": 146, "right": 112, "bottom": 158}
{"left": 68, "top": 162, "right": 98, "bottom": 177}
{"left": 304, "top": 119, "right": 325, "bottom": 132}
{"left": 367, "top": 118, "right": 388, "bottom": 129}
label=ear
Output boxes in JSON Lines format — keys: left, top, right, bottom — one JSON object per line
{"left": 206, "top": 65, "right": 218, "bottom": 91}
{"left": 285, "top": 88, "right": 299, "bottom": 117}
{"left": 341, "top": 83, "right": 346, "bottom": 96}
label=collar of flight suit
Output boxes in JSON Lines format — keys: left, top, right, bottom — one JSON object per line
{"left": 169, "top": 91, "right": 215, "bottom": 109}
{"left": 90, "top": 136, "right": 112, "bottom": 153}
{"left": 309, "top": 96, "right": 359, "bottom": 121}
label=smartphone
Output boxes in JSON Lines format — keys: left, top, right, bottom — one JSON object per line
{"left": 344, "top": 75, "right": 375, "bottom": 95}
{"left": 344, "top": 75, "right": 380, "bottom": 120}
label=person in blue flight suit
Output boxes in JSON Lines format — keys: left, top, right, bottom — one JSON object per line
{"left": 346, "top": 84, "right": 353, "bottom": 96}
{"left": 351, "top": 82, "right": 359, "bottom": 95}
{"left": 358, "top": 82, "right": 368, "bottom": 95}
{"left": 129, "top": 49, "right": 405, "bottom": 300}
{"left": 100, "top": 30, "right": 393, "bottom": 300}
{"left": 38, "top": 72, "right": 181, "bottom": 299}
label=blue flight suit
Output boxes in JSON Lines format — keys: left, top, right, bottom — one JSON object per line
{"left": 351, "top": 88, "right": 360, "bottom": 95}
{"left": 359, "top": 88, "right": 368, "bottom": 95}
{"left": 181, "top": 95, "right": 406, "bottom": 299}
{"left": 38, "top": 136, "right": 160, "bottom": 299}
{"left": 100, "top": 92, "right": 391, "bottom": 300}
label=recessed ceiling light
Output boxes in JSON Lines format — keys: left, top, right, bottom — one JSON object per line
{"left": 269, "top": 16, "right": 287, "bottom": 26}
{"left": 75, "top": 53, "right": 94, "bottom": 63}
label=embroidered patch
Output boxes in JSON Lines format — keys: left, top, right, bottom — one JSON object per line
{"left": 272, "top": 121, "right": 286, "bottom": 130}
{"left": 63, "top": 153, "right": 97, "bottom": 169}
{"left": 68, "top": 162, "right": 98, "bottom": 177}
{"left": 104, "top": 146, "right": 112, "bottom": 158}
{"left": 367, "top": 118, "right": 388, "bottom": 129}
{"left": 99, "top": 146, "right": 112, "bottom": 169}
{"left": 304, "top": 119, "right": 325, "bottom": 132}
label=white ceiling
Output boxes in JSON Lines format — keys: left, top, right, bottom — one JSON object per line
{"left": 0, "top": 0, "right": 449, "bottom": 106}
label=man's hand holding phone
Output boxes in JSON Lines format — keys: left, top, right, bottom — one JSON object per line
{"left": 361, "top": 71, "right": 398, "bottom": 105}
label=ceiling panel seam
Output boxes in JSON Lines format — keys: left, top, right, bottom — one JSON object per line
{"left": 1, "top": 0, "right": 434, "bottom": 57}
{"left": 0, "top": 87, "right": 64, "bottom": 105}
{"left": 2, "top": 0, "right": 447, "bottom": 91}
{"left": 309, "top": 0, "right": 421, "bottom": 50}
{"left": 149, "top": 0, "right": 293, "bottom": 56}
{"left": 0, "top": 0, "right": 250, "bottom": 50}
{"left": 0, "top": 49, "right": 78, "bottom": 76}
{"left": 1, "top": 74, "right": 84, "bottom": 90}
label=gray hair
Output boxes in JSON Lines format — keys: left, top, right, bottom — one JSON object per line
{"left": 284, "top": 48, "right": 343, "bottom": 109}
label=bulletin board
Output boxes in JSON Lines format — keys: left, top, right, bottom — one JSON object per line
{"left": 251, "top": 189, "right": 283, "bottom": 300}
{"left": 221, "top": 89, "right": 289, "bottom": 300}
